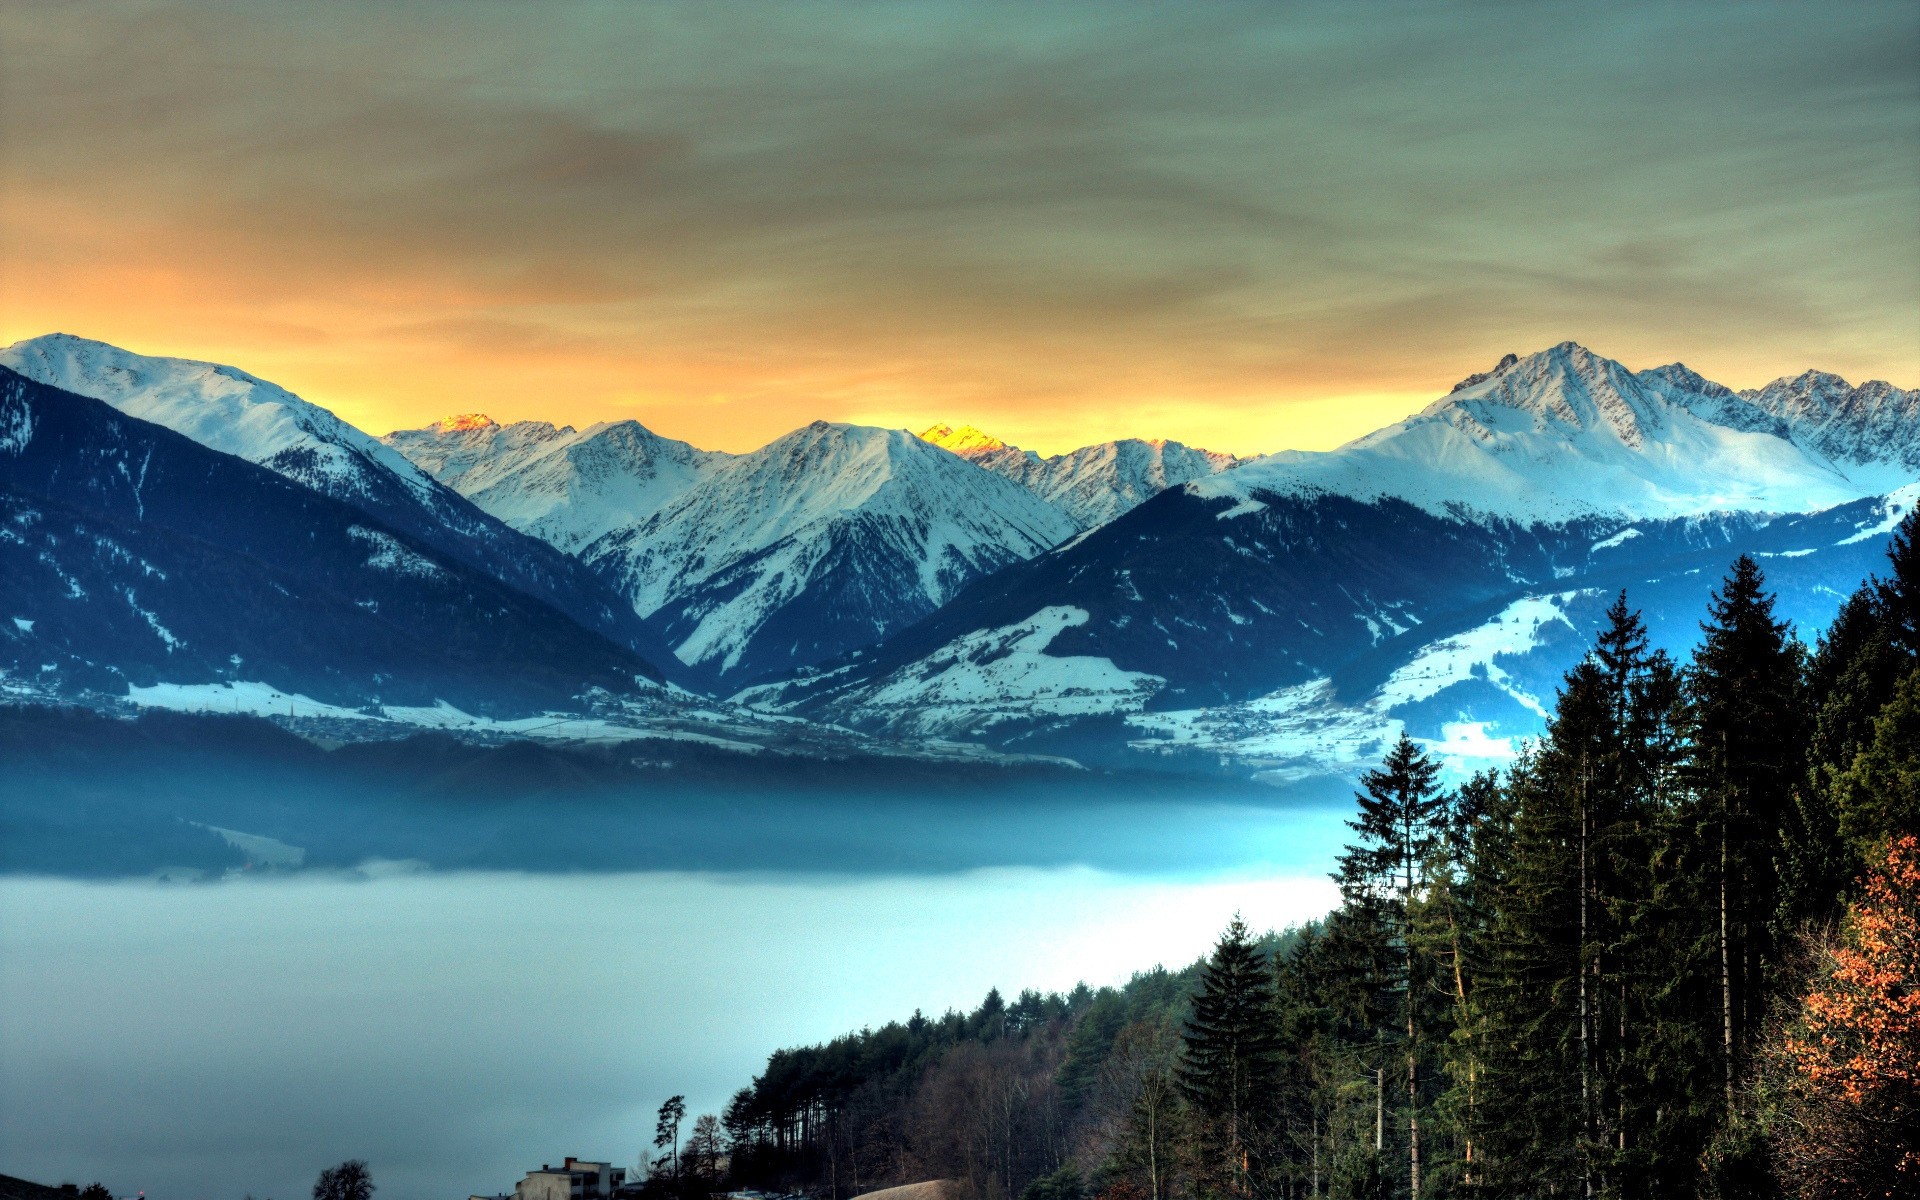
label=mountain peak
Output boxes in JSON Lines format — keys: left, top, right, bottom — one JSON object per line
{"left": 1422, "top": 342, "right": 1655, "bottom": 445}
{"left": 1639, "top": 362, "right": 1735, "bottom": 399}
{"left": 431, "top": 413, "right": 496, "bottom": 433}
{"left": 917, "top": 423, "right": 1013, "bottom": 455}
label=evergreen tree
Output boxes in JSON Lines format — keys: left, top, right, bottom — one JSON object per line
{"left": 1683, "top": 557, "right": 1805, "bottom": 1114}
{"left": 1336, "top": 734, "right": 1445, "bottom": 1200}
{"left": 655, "top": 1094, "right": 688, "bottom": 1178}
{"left": 1828, "top": 668, "right": 1920, "bottom": 857}
{"left": 1473, "top": 594, "right": 1702, "bottom": 1197}
{"left": 1878, "top": 509, "right": 1920, "bottom": 658}
{"left": 1412, "top": 769, "right": 1502, "bottom": 1194}
{"left": 1178, "top": 915, "right": 1283, "bottom": 1198}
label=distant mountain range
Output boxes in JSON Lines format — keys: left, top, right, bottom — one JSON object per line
{"left": 0, "top": 334, "right": 685, "bottom": 678}
{"left": 2, "top": 332, "right": 1913, "bottom": 783}
{"left": 916, "top": 423, "right": 1245, "bottom": 529}
{"left": 742, "top": 345, "right": 1917, "bottom": 774}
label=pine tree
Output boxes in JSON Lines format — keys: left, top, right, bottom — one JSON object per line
{"left": 1470, "top": 594, "right": 1700, "bottom": 1196}
{"left": 1336, "top": 734, "right": 1445, "bottom": 1200}
{"left": 1878, "top": 509, "right": 1920, "bottom": 659}
{"left": 1178, "top": 915, "right": 1283, "bottom": 1199}
{"left": 1684, "top": 556, "right": 1805, "bottom": 1112}
{"left": 1413, "top": 769, "right": 1502, "bottom": 1193}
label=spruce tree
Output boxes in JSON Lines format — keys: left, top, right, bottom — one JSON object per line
{"left": 1684, "top": 556, "right": 1805, "bottom": 1111}
{"left": 1179, "top": 915, "right": 1283, "bottom": 1199}
{"left": 1337, "top": 734, "right": 1445, "bottom": 1200}
{"left": 1878, "top": 508, "right": 1920, "bottom": 658}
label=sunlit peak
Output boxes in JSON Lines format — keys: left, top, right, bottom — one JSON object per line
{"left": 917, "top": 423, "right": 1013, "bottom": 455}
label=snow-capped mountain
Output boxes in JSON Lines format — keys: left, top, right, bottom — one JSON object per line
{"left": 918, "top": 423, "right": 1243, "bottom": 528}
{"left": 743, "top": 344, "right": 1919, "bottom": 776}
{"left": 1739, "top": 371, "right": 1920, "bottom": 487}
{"left": 384, "top": 414, "right": 726, "bottom": 553}
{"left": 0, "top": 368, "right": 667, "bottom": 712}
{"left": 0, "top": 334, "right": 682, "bottom": 674}
{"left": 1190, "top": 342, "right": 1900, "bottom": 525}
{"left": 586, "top": 421, "right": 1079, "bottom": 686}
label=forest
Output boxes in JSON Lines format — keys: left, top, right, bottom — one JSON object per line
{"left": 653, "top": 515, "right": 1920, "bottom": 1200}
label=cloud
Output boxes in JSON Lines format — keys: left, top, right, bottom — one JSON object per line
{"left": 2, "top": 0, "right": 1915, "bottom": 453}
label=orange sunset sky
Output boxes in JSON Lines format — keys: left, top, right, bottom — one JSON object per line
{"left": 3, "top": 2, "right": 1917, "bottom": 456}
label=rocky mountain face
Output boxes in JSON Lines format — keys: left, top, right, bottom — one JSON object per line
{"left": 0, "top": 335, "right": 684, "bottom": 676}
{"left": 918, "top": 423, "right": 1244, "bottom": 528}
{"left": 0, "top": 369, "right": 668, "bottom": 713}
{"left": 1738, "top": 370, "right": 1920, "bottom": 483}
{"left": 584, "top": 421, "right": 1079, "bottom": 687}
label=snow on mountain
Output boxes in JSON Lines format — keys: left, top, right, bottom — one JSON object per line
{"left": 759, "top": 492, "right": 1911, "bottom": 779}
{"left": 734, "top": 605, "right": 1165, "bottom": 738}
{"left": 918, "top": 423, "right": 1243, "bottom": 529}
{"left": 1738, "top": 371, "right": 1920, "bottom": 489}
{"left": 384, "top": 414, "right": 725, "bottom": 553}
{"left": 0, "top": 367, "right": 668, "bottom": 711}
{"left": 384, "top": 414, "right": 570, "bottom": 489}
{"left": 917, "top": 423, "right": 1016, "bottom": 457}
{"left": 1194, "top": 342, "right": 1892, "bottom": 524}
{"left": 587, "top": 421, "right": 1079, "bottom": 685}
{"left": 747, "top": 343, "right": 1916, "bottom": 775}
{"left": 0, "top": 334, "right": 685, "bottom": 676}
{"left": 1, "top": 333, "right": 444, "bottom": 505}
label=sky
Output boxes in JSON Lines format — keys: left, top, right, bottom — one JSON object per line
{"left": 2, "top": 0, "right": 1916, "bottom": 456}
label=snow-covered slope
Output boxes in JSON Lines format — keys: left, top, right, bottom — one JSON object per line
{"left": 0, "top": 368, "right": 668, "bottom": 712}
{"left": 919, "top": 423, "right": 1243, "bottom": 529}
{"left": 747, "top": 344, "right": 1917, "bottom": 774}
{"left": 384, "top": 414, "right": 725, "bottom": 553}
{"left": 586, "top": 421, "right": 1079, "bottom": 685}
{"left": 0, "top": 334, "right": 685, "bottom": 675}
{"left": 1738, "top": 371, "right": 1920, "bottom": 491}
{"left": 1, "top": 333, "right": 447, "bottom": 504}
{"left": 1195, "top": 342, "right": 1895, "bottom": 524}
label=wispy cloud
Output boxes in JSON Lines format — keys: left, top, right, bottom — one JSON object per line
{"left": 2, "top": 1, "right": 1915, "bottom": 453}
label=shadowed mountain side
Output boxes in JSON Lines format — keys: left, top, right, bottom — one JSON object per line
{"left": 1, "top": 336, "right": 687, "bottom": 678}
{"left": 0, "top": 370, "right": 666, "bottom": 712}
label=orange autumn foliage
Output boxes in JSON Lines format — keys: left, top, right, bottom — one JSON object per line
{"left": 1783, "top": 834, "right": 1920, "bottom": 1184}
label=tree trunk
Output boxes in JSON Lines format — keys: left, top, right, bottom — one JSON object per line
{"left": 1720, "top": 812, "right": 1734, "bottom": 1113}
{"left": 1311, "top": 1111, "right": 1320, "bottom": 1199}
{"left": 1148, "top": 1092, "right": 1160, "bottom": 1200}
{"left": 1405, "top": 807, "right": 1420, "bottom": 1200}
{"left": 1445, "top": 901, "right": 1475, "bottom": 1184}
{"left": 1580, "top": 764, "right": 1592, "bottom": 1197}
{"left": 1375, "top": 1064, "right": 1384, "bottom": 1154}
{"left": 1407, "top": 1036, "right": 1420, "bottom": 1200}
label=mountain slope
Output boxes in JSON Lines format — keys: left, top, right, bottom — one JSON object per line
{"left": 744, "top": 344, "right": 1918, "bottom": 772}
{"left": 918, "top": 423, "right": 1243, "bottom": 528}
{"left": 0, "top": 334, "right": 684, "bottom": 676}
{"left": 0, "top": 368, "right": 666, "bottom": 712}
{"left": 383, "top": 414, "right": 726, "bottom": 553}
{"left": 586, "top": 421, "right": 1079, "bottom": 685}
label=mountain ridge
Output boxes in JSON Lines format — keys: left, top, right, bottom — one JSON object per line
{"left": 0, "top": 333, "right": 687, "bottom": 677}
{"left": 0, "top": 367, "right": 668, "bottom": 713}
{"left": 584, "top": 420, "right": 1079, "bottom": 685}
